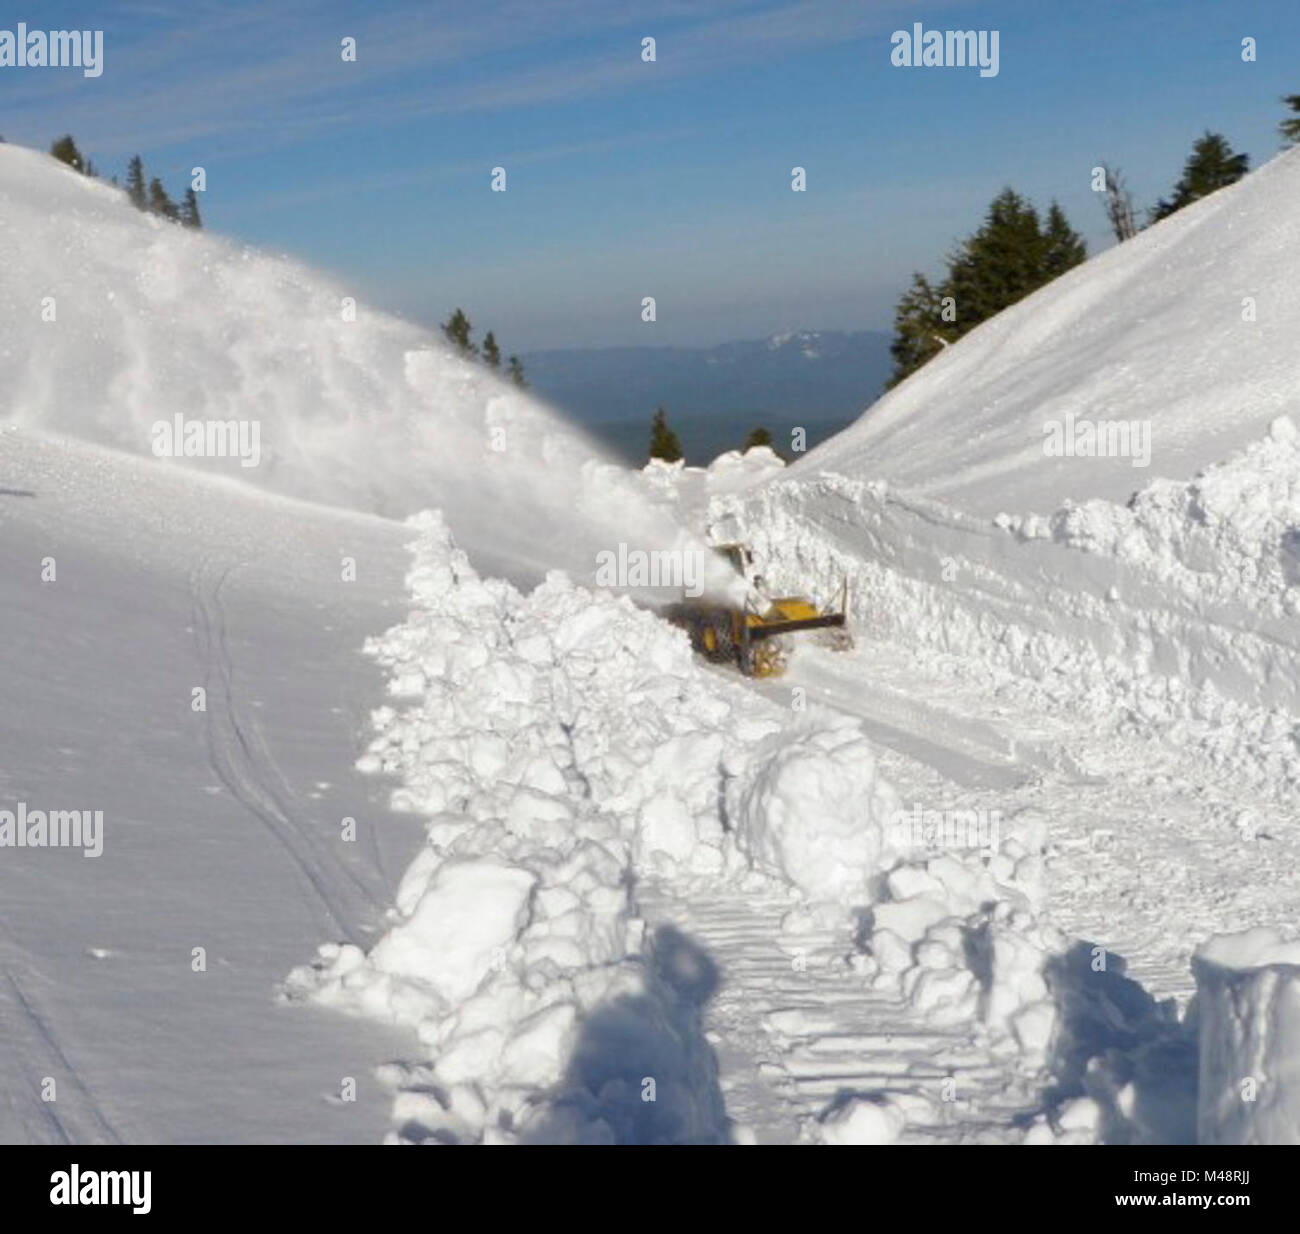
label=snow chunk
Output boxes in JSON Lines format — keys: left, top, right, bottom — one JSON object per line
{"left": 369, "top": 859, "right": 535, "bottom": 1003}
{"left": 726, "top": 717, "right": 902, "bottom": 902}
{"left": 1194, "top": 927, "right": 1300, "bottom": 1144}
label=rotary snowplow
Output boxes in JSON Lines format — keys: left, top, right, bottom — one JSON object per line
{"left": 662, "top": 543, "right": 850, "bottom": 678}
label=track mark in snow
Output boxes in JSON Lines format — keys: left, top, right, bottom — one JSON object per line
{"left": 785, "top": 659, "right": 1028, "bottom": 786}
{"left": 0, "top": 925, "right": 121, "bottom": 1145}
{"left": 638, "top": 886, "right": 1044, "bottom": 1144}
{"left": 188, "top": 560, "right": 381, "bottom": 946}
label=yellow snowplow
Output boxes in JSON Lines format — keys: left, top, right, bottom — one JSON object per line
{"left": 663, "top": 544, "right": 850, "bottom": 677}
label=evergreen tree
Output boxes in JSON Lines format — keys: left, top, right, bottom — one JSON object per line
{"left": 50, "top": 135, "right": 85, "bottom": 173}
{"left": 946, "top": 190, "right": 1047, "bottom": 325}
{"left": 507, "top": 355, "right": 527, "bottom": 387}
{"left": 743, "top": 426, "right": 773, "bottom": 452}
{"left": 179, "top": 187, "right": 203, "bottom": 229}
{"left": 1042, "top": 201, "right": 1088, "bottom": 278}
{"left": 441, "top": 308, "right": 476, "bottom": 356}
{"left": 1149, "top": 131, "right": 1249, "bottom": 223}
{"left": 482, "top": 331, "right": 501, "bottom": 368}
{"left": 649, "top": 407, "right": 683, "bottom": 463}
{"left": 125, "top": 156, "right": 147, "bottom": 210}
{"left": 888, "top": 272, "right": 952, "bottom": 389}
{"left": 148, "top": 178, "right": 179, "bottom": 221}
{"left": 888, "top": 189, "right": 1086, "bottom": 387}
{"left": 1281, "top": 95, "right": 1300, "bottom": 147}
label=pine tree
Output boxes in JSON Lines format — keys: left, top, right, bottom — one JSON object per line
{"left": 888, "top": 189, "right": 1086, "bottom": 387}
{"left": 179, "top": 187, "right": 203, "bottom": 229}
{"left": 1149, "top": 131, "right": 1249, "bottom": 223}
{"left": 946, "top": 190, "right": 1046, "bottom": 325}
{"left": 888, "top": 272, "right": 952, "bottom": 388}
{"left": 125, "top": 156, "right": 147, "bottom": 210}
{"left": 148, "top": 178, "right": 179, "bottom": 221}
{"left": 649, "top": 407, "right": 683, "bottom": 463}
{"left": 1281, "top": 95, "right": 1300, "bottom": 147}
{"left": 50, "top": 135, "right": 85, "bottom": 173}
{"left": 1042, "top": 202, "right": 1088, "bottom": 279}
{"left": 441, "top": 308, "right": 476, "bottom": 356}
{"left": 482, "top": 331, "right": 501, "bottom": 368}
{"left": 507, "top": 355, "right": 527, "bottom": 388}
{"left": 743, "top": 426, "right": 773, "bottom": 452}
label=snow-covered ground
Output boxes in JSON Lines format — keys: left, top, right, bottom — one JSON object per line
{"left": 3, "top": 141, "right": 1299, "bottom": 1144}
{"left": 0, "top": 427, "right": 420, "bottom": 1142}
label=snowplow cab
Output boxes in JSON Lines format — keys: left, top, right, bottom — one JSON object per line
{"left": 715, "top": 542, "right": 754, "bottom": 578}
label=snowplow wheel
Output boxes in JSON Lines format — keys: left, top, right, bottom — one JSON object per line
{"left": 751, "top": 638, "right": 788, "bottom": 678}
{"left": 708, "top": 613, "right": 737, "bottom": 665}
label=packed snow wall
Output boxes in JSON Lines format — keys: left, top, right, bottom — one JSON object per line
{"left": 717, "top": 418, "right": 1300, "bottom": 794}
{"left": 1193, "top": 930, "right": 1300, "bottom": 1144}
{"left": 714, "top": 150, "right": 1300, "bottom": 790}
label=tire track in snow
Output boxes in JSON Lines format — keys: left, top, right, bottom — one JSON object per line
{"left": 0, "top": 922, "right": 121, "bottom": 1144}
{"left": 207, "top": 568, "right": 389, "bottom": 918}
{"left": 188, "top": 559, "right": 377, "bottom": 947}
{"left": 638, "top": 886, "right": 1044, "bottom": 1144}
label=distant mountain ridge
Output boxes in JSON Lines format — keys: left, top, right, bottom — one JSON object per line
{"left": 521, "top": 329, "right": 892, "bottom": 427}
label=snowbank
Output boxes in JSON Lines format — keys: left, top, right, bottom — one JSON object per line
{"left": 858, "top": 814, "right": 1063, "bottom": 1051}
{"left": 1028, "top": 416, "right": 1300, "bottom": 616}
{"left": 1194, "top": 928, "right": 1300, "bottom": 1144}
{"left": 637, "top": 444, "right": 787, "bottom": 531}
{"left": 285, "top": 512, "right": 920, "bottom": 1141}
{"left": 718, "top": 417, "right": 1300, "bottom": 799}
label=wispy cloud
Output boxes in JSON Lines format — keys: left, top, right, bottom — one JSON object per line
{"left": 2, "top": 0, "right": 949, "bottom": 157}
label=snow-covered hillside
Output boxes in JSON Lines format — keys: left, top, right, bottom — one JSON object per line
{"left": 800, "top": 148, "right": 1300, "bottom": 516}
{"left": 0, "top": 143, "right": 726, "bottom": 595}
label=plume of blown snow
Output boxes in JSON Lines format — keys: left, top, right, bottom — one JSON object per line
{"left": 0, "top": 142, "right": 742, "bottom": 598}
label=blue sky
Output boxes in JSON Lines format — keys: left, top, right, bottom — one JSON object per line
{"left": 3, "top": 1, "right": 1297, "bottom": 348}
